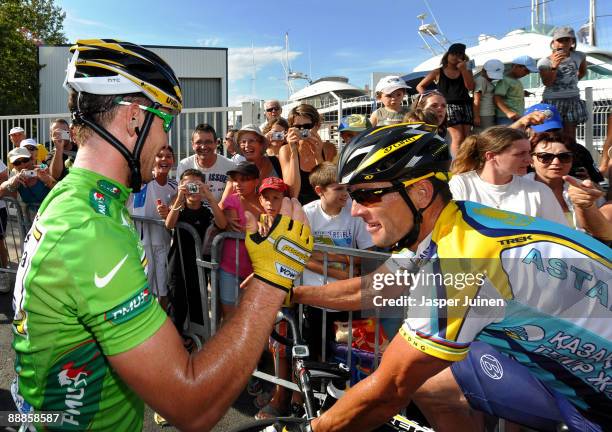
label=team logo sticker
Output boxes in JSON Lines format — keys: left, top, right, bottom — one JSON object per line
{"left": 89, "top": 190, "right": 110, "bottom": 216}
{"left": 479, "top": 354, "right": 504, "bottom": 380}
{"left": 96, "top": 180, "right": 121, "bottom": 199}
{"left": 473, "top": 207, "right": 535, "bottom": 227}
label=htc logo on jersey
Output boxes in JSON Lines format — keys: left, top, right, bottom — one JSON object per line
{"left": 498, "top": 235, "right": 533, "bottom": 246}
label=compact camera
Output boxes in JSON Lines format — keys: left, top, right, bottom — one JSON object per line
{"left": 186, "top": 183, "right": 199, "bottom": 194}
{"left": 59, "top": 130, "right": 71, "bottom": 141}
{"left": 23, "top": 170, "right": 37, "bottom": 178}
{"left": 299, "top": 129, "right": 310, "bottom": 139}
{"left": 271, "top": 131, "right": 285, "bottom": 141}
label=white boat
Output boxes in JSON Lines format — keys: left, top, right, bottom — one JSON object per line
{"left": 281, "top": 76, "right": 375, "bottom": 139}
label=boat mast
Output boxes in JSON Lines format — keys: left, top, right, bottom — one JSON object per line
{"left": 589, "top": 0, "right": 596, "bottom": 46}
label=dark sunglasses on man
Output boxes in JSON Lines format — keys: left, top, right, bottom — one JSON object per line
{"left": 266, "top": 106, "right": 281, "bottom": 113}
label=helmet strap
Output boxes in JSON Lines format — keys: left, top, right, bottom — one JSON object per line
{"left": 393, "top": 180, "right": 439, "bottom": 252}
{"left": 72, "top": 101, "right": 157, "bottom": 193}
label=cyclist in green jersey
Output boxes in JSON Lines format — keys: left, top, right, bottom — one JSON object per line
{"left": 12, "top": 39, "right": 313, "bottom": 431}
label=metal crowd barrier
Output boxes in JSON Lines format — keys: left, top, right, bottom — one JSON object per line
{"left": 206, "top": 231, "right": 393, "bottom": 391}
{"left": 132, "top": 216, "right": 212, "bottom": 342}
{"left": 0, "top": 197, "right": 30, "bottom": 279}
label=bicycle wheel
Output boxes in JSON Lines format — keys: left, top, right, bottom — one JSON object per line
{"left": 229, "top": 416, "right": 307, "bottom": 432}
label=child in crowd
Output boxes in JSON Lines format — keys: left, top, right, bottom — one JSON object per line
{"left": 416, "top": 43, "right": 475, "bottom": 156}
{"left": 253, "top": 176, "right": 293, "bottom": 419}
{"left": 473, "top": 59, "right": 504, "bottom": 133}
{"left": 302, "top": 161, "right": 374, "bottom": 285}
{"left": 299, "top": 162, "right": 374, "bottom": 372}
{"left": 218, "top": 162, "right": 261, "bottom": 320}
{"left": 338, "top": 114, "right": 371, "bottom": 145}
{"left": 263, "top": 117, "right": 290, "bottom": 157}
{"left": 494, "top": 55, "right": 538, "bottom": 125}
{"left": 165, "top": 169, "right": 227, "bottom": 348}
{"left": 537, "top": 26, "right": 588, "bottom": 139}
{"left": 128, "top": 145, "right": 177, "bottom": 310}
{"left": 370, "top": 76, "right": 410, "bottom": 127}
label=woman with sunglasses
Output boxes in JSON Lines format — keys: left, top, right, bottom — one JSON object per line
{"left": 0, "top": 147, "right": 56, "bottom": 205}
{"left": 279, "top": 103, "right": 337, "bottom": 205}
{"left": 450, "top": 127, "right": 567, "bottom": 225}
{"left": 416, "top": 43, "right": 474, "bottom": 156}
{"left": 525, "top": 131, "right": 604, "bottom": 229}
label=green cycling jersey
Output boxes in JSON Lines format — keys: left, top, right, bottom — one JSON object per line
{"left": 12, "top": 167, "right": 167, "bottom": 431}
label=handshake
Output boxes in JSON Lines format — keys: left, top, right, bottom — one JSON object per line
{"left": 245, "top": 198, "right": 313, "bottom": 301}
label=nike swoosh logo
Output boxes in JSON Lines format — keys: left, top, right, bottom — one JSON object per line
{"left": 120, "top": 211, "right": 131, "bottom": 228}
{"left": 94, "top": 254, "right": 129, "bottom": 288}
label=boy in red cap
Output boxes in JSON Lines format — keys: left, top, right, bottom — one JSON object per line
{"left": 257, "top": 176, "right": 290, "bottom": 236}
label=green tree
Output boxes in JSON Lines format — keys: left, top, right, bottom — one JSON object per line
{"left": 0, "top": 0, "right": 66, "bottom": 115}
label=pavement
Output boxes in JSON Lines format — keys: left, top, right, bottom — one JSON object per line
{"left": 0, "top": 284, "right": 269, "bottom": 432}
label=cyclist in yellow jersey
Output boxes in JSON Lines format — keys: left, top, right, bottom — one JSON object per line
{"left": 293, "top": 123, "right": 611, "bottom": 432}
{"left": 12, "top": 39, "right": 312, "bottom": 431}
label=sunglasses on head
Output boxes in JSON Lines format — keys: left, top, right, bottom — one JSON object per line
{"left": 417, "top": 90, "right": 443, "bottom": 105}
{"left": 13, "top": 158, "right": 30, "bottom": 166}
{"left": 349, "top": 173, "right": 436, "bottom": 206}
{"left": 266, "top": 107, "right": 281, "bottom": 113}
{"left": 532, "top": 152, "right": 573, "bottom": 164}
{"left": 115, "top": 100, "right": 175, "bottom": 133}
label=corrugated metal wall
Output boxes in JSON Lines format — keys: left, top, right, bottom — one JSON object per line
{"left": 38, "top": 45, "right": 228, "bottom": 114}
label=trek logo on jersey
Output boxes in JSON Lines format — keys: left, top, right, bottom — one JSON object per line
{"left": 96, "top": 180, "right": 121, "bottom": 199}
{"left": 44, "top": 341, "right": 105, "bottom": 430}
{"left": 89, "top": 191, "right": 110, "bottom": 216}
{"left": 498, "top": 235, "right": 533, "bottom": 246}
{"left": 104, "top": 287, "right": 153, "bottom": 324}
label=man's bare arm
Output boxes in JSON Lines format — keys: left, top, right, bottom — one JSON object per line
{"left": 109, "top": 278, "right": 285, "bottom": 432}
{"left": 312, "top": 335, "right": 450, "bottom": 431}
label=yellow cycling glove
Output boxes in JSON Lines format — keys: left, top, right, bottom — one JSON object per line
{"left": 246, "top": 214, "right": 313, "bottom": 294}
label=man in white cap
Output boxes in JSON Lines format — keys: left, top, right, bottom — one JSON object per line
{"left": 8, "top": 127, "right": 26, "bottom": 147}
{"left": 473, "top": 59, "right": 504, "bottom": 132}
{"left": 370, "top": 75, "right": 411, "bottom": 127}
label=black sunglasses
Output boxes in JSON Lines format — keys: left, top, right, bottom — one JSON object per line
{"left": 532, "top": 152, "right": 573, "bottom": 164}
{"left": 13, "top": 158, "right": 30, "bottom": 166}
{"left": 266, "top": 107, "right": 281, "bottom": 113}
{"left": 294, "top": 123, "right": 314, "bottom": 130}
{"left": 349, "top": 184, "right": 406, "bottom": 206}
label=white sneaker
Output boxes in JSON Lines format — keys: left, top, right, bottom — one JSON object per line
{"left": 0, "top": 272, "right": 12, "bottom": 293}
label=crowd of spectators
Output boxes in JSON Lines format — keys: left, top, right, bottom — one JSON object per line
{"left": 0, "top": 23, "right": 610, "bottom": 422}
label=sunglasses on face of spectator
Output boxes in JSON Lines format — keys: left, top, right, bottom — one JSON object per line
{"left": 532, "top": 152, "right": 573, "bottom": 164}
{"left": 266, "top": 106, "right": 281, "bottom": 113}
{"left": 293, "top": 123, "right": 314, "bottom": 131}
{"left": 13, "top": 158, "right": 30, "bottom": 166}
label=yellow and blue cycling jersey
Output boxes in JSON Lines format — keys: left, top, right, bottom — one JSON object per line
{"left": 396, "top": 200, "right": 611, "bottom": 416}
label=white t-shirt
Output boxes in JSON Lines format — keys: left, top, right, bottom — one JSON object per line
{"left": 449, "top": 171, "right": 568, "bottom": 226}
{"left": 300, "top": 199, "right": 374, "bottom": 286}
{"left": 128, "top": 178, "right": 178, "bottom": 246}
{"left": 176, "top": 154, "right": 236, "bottom": 202}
